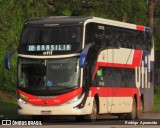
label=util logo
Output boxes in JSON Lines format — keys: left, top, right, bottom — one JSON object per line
{"left": 135, "top": 55, "right": 151, "bottom": 89}
{"left": 43, "top": 51, "right": 53, "bottom": 55}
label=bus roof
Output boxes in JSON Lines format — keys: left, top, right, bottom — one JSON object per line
{"left": 25, "top": 16, "right": 151, "bottom": 33}
{"left": 26, "top": 16, "right": 93, "bottom": 26}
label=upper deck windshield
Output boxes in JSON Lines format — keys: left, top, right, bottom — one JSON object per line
{"left": 18, "top": 57, "right": 80, "bottom": 96}
{"left": 18, "top": 25, "right": 83, "bottom": 55}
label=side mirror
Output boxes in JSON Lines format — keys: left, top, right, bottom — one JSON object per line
{"left": 5, "top": 49, "right": 16, "bottom": 69}
{"left": 79, "top": 43, "right": 93, "bottom": 68}
{"left": 97, "top": 69, "right": 102, "bottom": 77}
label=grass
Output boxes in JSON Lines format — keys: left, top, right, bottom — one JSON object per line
{"left": 0, "top": 101, "right": 18, "bottom": 119}
{"left": 0, "top": 90, "right": 16, "bottom": 103}
{"left": 151, "top": 86, "right": 160, "bottom": 112}
{"left": 0, "top": 100, "right": 31, "bottom": 119}
{"left": 0, "top": 91, "right": 31, "bottom": 119}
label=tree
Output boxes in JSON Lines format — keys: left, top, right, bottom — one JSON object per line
{"left": 47, "top": 0, "right": 96, "bottom": 16}
{"left": 47, "top": 0, "right": 147, "bottom": 25}
{"left": 0, "top": 0, "right": 53, "bottom": 95}
{"left": 148, "top": 0, "right": 157, "bottom": 30}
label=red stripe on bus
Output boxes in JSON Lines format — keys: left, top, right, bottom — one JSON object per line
{"left": 132, "top": 50, "right": 143, "bottom": 67}
{"left": 89, "top": 87, "right": 140, "bottom": 98}
{"left": 136, "top": 25, "right": 145, "bottom": 31}
{"left": 92, "top": 65, "right": 99, "bottom": 80}
{"left": 92, "top": 50, "right": 142, "bottom": 80}
{"left": 17, "top": 87, "right": 82, "bottom": 106}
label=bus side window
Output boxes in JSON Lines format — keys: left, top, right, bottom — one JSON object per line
{"left": 135, "top": 31, "right": 148, "bottom": 51}
{"left": 83, "top": 65, "right": 92, "bottom": 86}
{"left": 85, "top": 23, "right": 96, "bottom": 44}
{"left": 142, "top": 32, "right": 147, "bottom": 50}
{"left": 127, "top": 32, "right": 135, "bottom": 49}
{"left": 112, "top": 29, "right": 120, "bottom": 48}
{"left": 105, "top": 27, "right": 112, "bottom": 47}
{"left": 146, "top": 32, "right": 152, "bottom": 51}
{"left": 105, "top": 27, "right": 116, "bottom": 48}
{"left": 135, "top": 31, "right": 142, "bottom": 50}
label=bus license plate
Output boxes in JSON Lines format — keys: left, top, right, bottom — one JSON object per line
{"left": 41, "top": 110, "right": 51, "bottom": 115}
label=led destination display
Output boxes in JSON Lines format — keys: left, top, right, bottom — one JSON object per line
{"left": 27, "top": 44, "right": 71, "bottom": 52}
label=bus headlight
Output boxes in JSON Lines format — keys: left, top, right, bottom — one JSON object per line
{"left": 66, "top": 94, "right": 84, "bottom": 104}
{"left": 18, "top": 98, "right": 27, "bottom": 104}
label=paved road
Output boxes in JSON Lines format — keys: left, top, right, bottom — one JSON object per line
{"left": 0, "top": 113, "right": 160, "bottom": 128}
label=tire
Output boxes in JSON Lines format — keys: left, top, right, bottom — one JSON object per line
{"left": 85, "top": 99, "right": 97, "bottom": 121}
{"left": 32, "top": 115, "right": 49, "bottom": 121}
{"left": 75, "top": 115, "right": 85, "bottom": 121}
{"left": 136, "top": 98, "right": 143, "bottom": 119}
{"left": 32, "top": 115, "right": 44, "bottom": 120}
{"left": 126, "top": 98, "right": 136, "bottom": 120}
{"left": 118, "top": 114, "right": 125, "bottom": 120}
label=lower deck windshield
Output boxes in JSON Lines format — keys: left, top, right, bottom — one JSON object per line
{"left": 18, "top": 57, "right": 80, "bottom": 94}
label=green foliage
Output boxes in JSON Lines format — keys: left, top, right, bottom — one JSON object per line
{"left": 128, "top": 0, "right": 148, "bottom": 25}
{"left": 104, "top": 0, "right": 131, "bottom": 21}
{"left": 48, "top": 0, "right": 148, "bottom": 25}
{"left": 152, "top": 86, "right": 160, "bottom": 112}
{"left": 0, "top": 101, "right": 20, "bottom": 119}
{"left": 0, "top": 0, "right": 22, "bottom": 48}
{"left": 154, "top": 86, "right": 160, "bottom": 94}
{"left": 0, "top": 0, "right": 53, "bottom": 95}
{"left": 154, "top": 36, "right": 160, "bottom": 50}
{"left": 0, "top": 0, "right": 52, "bottom": 47}
{"left": 0, "top": 45, "right": 17, "bottom": 95}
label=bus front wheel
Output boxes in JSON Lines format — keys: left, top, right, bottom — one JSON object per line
{"left": 85, "top": 99, "right": 97, "bottom": 121}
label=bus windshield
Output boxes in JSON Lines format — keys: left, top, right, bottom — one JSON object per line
{"left": 18, "top": 57, "right": 80, "bottom": 93}
{"left": 19, "top": 25, "right": 83, "bottom": 54}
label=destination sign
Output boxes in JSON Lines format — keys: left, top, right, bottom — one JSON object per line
{"left": 26, "top": 44, "right": 71, "bottom": 52}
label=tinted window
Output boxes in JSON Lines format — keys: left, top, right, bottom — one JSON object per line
{"left": 85, "top": 23, "right": 152, "bottom": 51}
{"left": 18, "top": 57, "right": 80, "bottom": 96}
{"left": 19, "top": 25, "right": 83, "bottom": 55}
{"left": 94, "top": 67, "right": 135, "bottom": 87}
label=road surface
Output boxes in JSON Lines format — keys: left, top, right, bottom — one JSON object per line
{"left": 0, "top": 113, "right": 160, "bottom": 128}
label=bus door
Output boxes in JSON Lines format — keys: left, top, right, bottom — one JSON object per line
{"left": 104, "top": 49, "right": 115, "bottom": 113}
{"left": 95, "top": 49, "right": 115, "bottom": 113}
{"left": 106, "top": 49, "right": 123, "bottom": 113}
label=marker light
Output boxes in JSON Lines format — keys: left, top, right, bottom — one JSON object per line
{"left": 18, "top": 98, "right": 27, "bottom": 104}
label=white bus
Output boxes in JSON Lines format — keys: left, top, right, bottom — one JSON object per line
{"left": 5, "top": 16, "right": 154, "bottom": 121}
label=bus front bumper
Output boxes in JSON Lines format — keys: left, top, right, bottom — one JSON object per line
{"left": 17, "top": 97, "right": 93, "bottom": 116}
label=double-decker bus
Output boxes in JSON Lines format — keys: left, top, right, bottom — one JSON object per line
{"left": 5, "top": 16, "right": 154, "bottom": 121}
